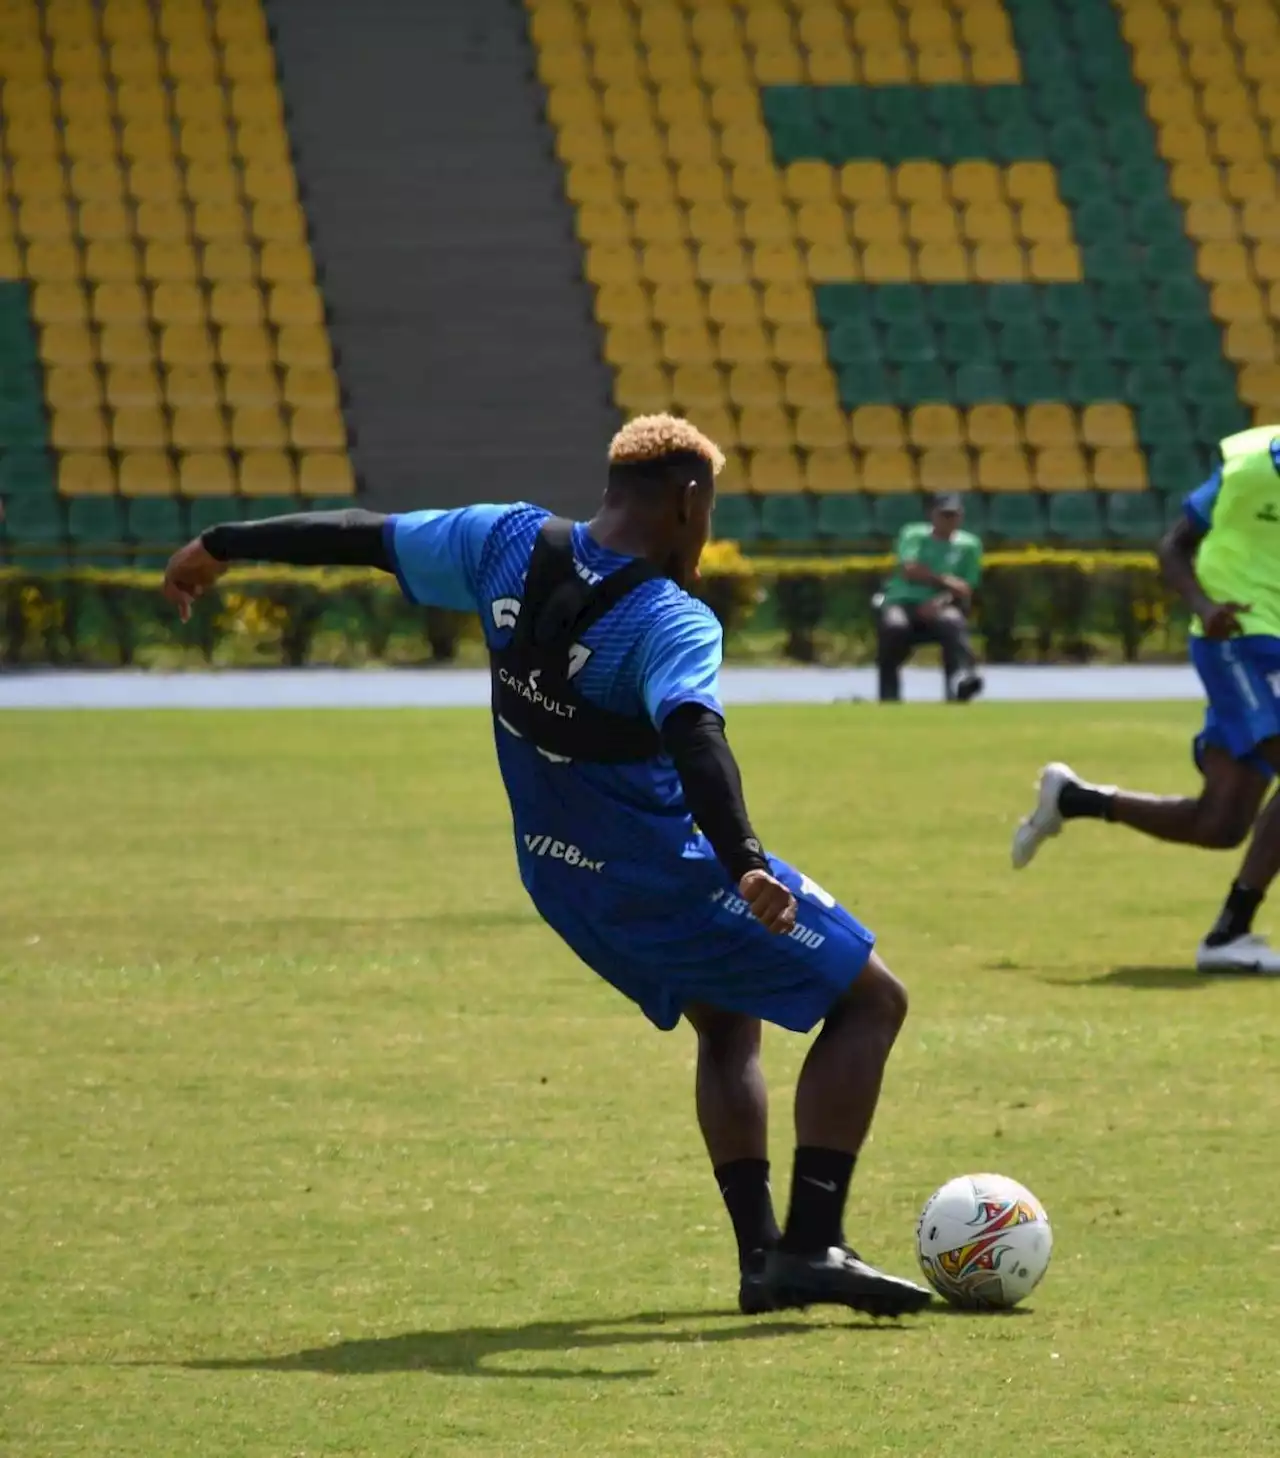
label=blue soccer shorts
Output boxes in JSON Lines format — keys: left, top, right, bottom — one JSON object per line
{"left": 534, "top": 856, "right": 876, "bottom": 1035}
{"left": 1190, "top": 634, "right": 1280, "bottom": 779}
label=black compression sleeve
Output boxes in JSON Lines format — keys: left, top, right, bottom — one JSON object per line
{"left": 661, "top": 702, "right": 769, "bottom": 884}
{"left": 201, "top": 510, "right": 392, "bottom": 570}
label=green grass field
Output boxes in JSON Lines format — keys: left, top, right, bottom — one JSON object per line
{"left": 3, "top": 704, "right": 1278, "bottom": 1458}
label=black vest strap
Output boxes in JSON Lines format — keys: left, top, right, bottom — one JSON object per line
{"left": 489, "top": 518, "right": 666, "bottom": 764}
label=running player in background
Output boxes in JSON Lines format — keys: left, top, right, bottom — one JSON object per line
{"left": 162, "top": 414, "right": 931, "bottom": 1318}
{"left": 1013, "top": 426, "right": 1280, "bottom": 974}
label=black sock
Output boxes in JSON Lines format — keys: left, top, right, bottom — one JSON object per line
{"left": 779, "top": 1147, "right": 855, "bottom": 1255}
{"left": 1204, "top": 881, "right": 1264, "bottom": 947}
{"left": 714, "top": 1158, "right": 781, "bottom": 1271}
{"left": 1058, "top": 780, "right": 1114, "bottom": 821}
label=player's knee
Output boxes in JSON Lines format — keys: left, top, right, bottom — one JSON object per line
{"left": 847, "top": 955, "right": 908, "bottom": 1037}
{"left": 1198, "top": 804, "right": 1252, "bottom": 849}
{"left": 692, "top": 1008, "right": 761, "bottom": 1068}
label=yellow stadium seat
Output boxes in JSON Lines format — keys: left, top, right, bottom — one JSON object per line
{"left": 46, "top": 365, "right": 102, "bottom": 412}
{"left": 186, "top": 161, "right": 242, "bottom": 207}
{"left": 6, "top": 115, "right": 61, "bottom": 158}
{"left": 97, "top": 323, "right": 153, "bottom": 366}
{"left": 1254, "top": 246, "right": 1280, "bottom": 286}
{"left": 93, "top": 282, "right": 149, "bottom": 327}
{"left": 704, "top": 282, "right": 757, "bottom": 328}
{"left": 195, "top": 200, "right": 250, "bottom": 243}
{"left": 105, "top": 364, "right": 162, "bottom": 409}
{"left": 962, "top": 202, "right": 1017, "bottom": 244}
{"left": 51, "top": 406, "right": 109, "bottom": 452}
{"left": 690, "top": 405, "right": 739, "bottom": 451}
{"left": 895, "top": 162, "right": 946, "bottom": 204}
{"left": 613, "top": 367, "right": 666, "bottom": 419}
{"left": 910, "top": 404, "right": 964, "bottom": 450}
{"left": 1033, "top": 446, "right": 1088, "bottom": 490}
{"left": 661, "top": 322, "right": 717, "bottom": 365}
{"left": 80, "top": 239, "right": 136, "bottom": 282}
{"left": 947, "top": 161, "right": 1001, "bottom": 206}
{"left": 282, "top": 368, "right": 340, "bottom": 412}
{"left": 149, "top": 281, "right": 203, "bottom": 327}
{"left": 1081, "top": 403, "right": 1137, "bottom": 449}
{"left": 159, "top": 323, "right": 216, "bottom": 367}
{"left": 12, "top": 157, "right": 68, "bottom": 203}
{"left": 127, "top": 160, "right": 184, "bottom": 204}
{"left": 919, "top": 448, "right": 973, "bottom": 492}
{"left": 783, "top": 364, "right": 838, "bottom": 409}
{"left": 119, "top": 451, "right": 177, "bottom": 498}
{"left": 1020, "top": 202, "right": 1073, "bottom": 244}
{"left": 696, "top": 244, "right": 751, "bottom": 285}
{"left": 178, "top": 122, "right": 233, "bottom": 166}
{"left": 603, "top": 321, "right": 658, "bottom": 368}
{"left": 729, "top": 163, "right": 785, "bottom": 206}
{"left": 200, "top": 240, "right": 257, "bottom": 283}
{"left": 31, "top": 283, "right": 89, "bottom": 328}
{"left": 737, "top": 405, "right": 792, "bottom": 451}
{"left": 66, "top": 159, "right": 125, "bottom": 205}
{"left": 1184, "top": 199, "right": 1238, "bottom": 241}
{"left": 217, "top": 324, "right": 274, "bottom": 369}
{"left": 915, "top": 48, "right": 965, "bottom": 85}
{"left": 973, "top": 242, "right": 1025, "bottom": 281}
{"left": 837, "top": 161, "right": 890, "bottom": 206}
{"left": 219, "top": 366, "right": 277, "bottom": 408}
{"left": 773, "top": 322, "right": 826, "bottom": 366}
{"left": 1159, "top": 119, "right": 1212, "bottom": 162}
{"left": 750, "top": 242, "right": 807, "bottom": 286}
{"left": 850, "top": 201, "right": 902, "bottom": 245}
{"left": 259, "top": 241, "right": 315, "bottom": 285}
{"left": 209, "top": 282, "right": 265, "bottom": 327}
{"left": 72, "top": 198, "right": 130, "bottom": 243}
{"left": 861, "top": 48, "right": 911, "bottom": 86}
{"left": 178, "top": 452, "right": 236, "bottom": 497}
{"left": 0, "top": 240, "right": 22, "bottom": 277}
{"left": 577, "top": 200, "right": 631, "bottom": 247}
{"left": 728, "top": 363, "right": 781, "bottom": 408}
{"left": 977, "top": 448, "right": 1032, "bottom": 491}
{"left": 65, "top": 117, "right": 118, "bottom": 162}
{"left": 135, "top": 200, "right": 191, "bottom": 241}
{"left": 299, "top": 453, "right": 356, "bottom": 498}
{"left": 805, "top": 448, "right": 859, "bottom": 495}
{"left": 238, "top": 449, "right": 297, "bottom": 497}
{"left": 674, "top": 162, "right": 729, "bottom": 205}
{"left": 783, "top": 161, "right": 837, "bottom": 206}
{"left": 1024, "top": 403, "right": 1078, "bottom": 449}
{"left": 851, "top": 405, "right": 906, "bottom": 451}
{"left": 171, "top": 405, "right": 227, "bottom": 451}
{"left": 861, "top": 447, "right": 916, "bottom": 493}
{"left": 290, "top": 405, "right": 345, "bottom": 449}
{"left": 586, "top": 243, "right": 641, "bottom": 288}
{"left": 917, "top": 243, "right": 970, "bottom": 282}
{"left": 810, "top": 240, "right": 863, "bottom": 280}
{"left": 18, "top": 199, "right": 76, "bottom": 242}
{"left": 1239, "top": 363, "right": 1280, "bottom": 407}
{"left": 112, "top": 404, "right": 168, "bottom": 451}
{"left": 1210, "top": 279, "right": 1264, "bottom": 322}
{"left": 229, "top": 405, "right": 288, "bottom": 451}
{"left": 59, "top": 453, "right": 116, "bottom": 498}
{"left": 1031, "top": 243, "right": 1082, "bottom": 282}
{"left": 242, "top": 160, "right": 298, "bottom": 205}
{"left": 1224, "top": 161, "right": 1277, "bottom": 203}
{"left": 794, "top": 405, "right": 848, "bottom": 450}
{"left": 1198, "top": 241, "right": 1252, "bottom": 282}
{"left": 749, "top": 448, "right": 803, "bottom": 495}
{"left": 717, "top": 322, "right": 772, "bottom": 365}
{"left": 1094, "top": 447, "right": 1149, "bottom": 492}
{"left": 24, "top": 240, "right": 79, "bottom": 282}
{"left": 1243, "top": 199, "right": 1280, "bottom": 241}
{"left": 565, "top": 161, "right": 618, "bottom": 206}
{"left": 907, "top": 202, "right": 961, "bottom": 244}
{"left": 1223, "top": 321, "right": 1278, "bottom": 362}
{"left": 1170, "top": 162, "right": 1226, "bottom": 203}
{"left": 761, "top": 281, "right": 816, "bottom": 326}
{"left": 631, "top": 202, "right": 684, "bottom": 246}
{"left": 672, "top": 364, "right": 726, "bottom": 411}
{"left": 688, "top": 205, "right": 740, "bottom": 249}
{"left": 642, "top": 243, "right": 697, "bottom": 287}
{"left": 39, "top": 323, "right": 95, "bottom": 367}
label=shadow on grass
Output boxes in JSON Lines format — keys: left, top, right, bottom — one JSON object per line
{"left": 933, "top": 1304, "right": 1035, "bottom": 1319}
{"left": 177, "top": 1307, "right": 906, "bottom": 1381}
{"left": 1049, "top": 966, "right": 1268, "bottom": 990}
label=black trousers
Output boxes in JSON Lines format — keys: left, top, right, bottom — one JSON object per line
{"left": 876, "top": 603, "right": 978, "bottom": 702}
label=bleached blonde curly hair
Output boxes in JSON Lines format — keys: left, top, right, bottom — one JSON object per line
{"left": 608, "top": 413, "right": 725, "bottom": 476}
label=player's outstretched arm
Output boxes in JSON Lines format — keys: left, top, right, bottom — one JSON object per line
{"left": 1157, "top": 516, "right": 1249, "bottom": 640}
{"left": 661, "top": 704, "right": 797, "bottom": 934}
{"left": 162, "top": 509, "right": 391, "bottom": 621}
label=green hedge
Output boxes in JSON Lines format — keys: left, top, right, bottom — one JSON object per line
{"left": 0, "top": 549, "right": 1188, "bottom": 669}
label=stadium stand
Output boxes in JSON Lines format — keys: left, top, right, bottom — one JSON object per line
{"left": 529, "top": 0, "right": 1259, "bottom": 545}
{"left": 0, "top": 0, "right": 353, "bottom": 563}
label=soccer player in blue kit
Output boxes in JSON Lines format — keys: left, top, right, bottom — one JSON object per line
{"left": 163, "top": 414, "right": 931, "bottom": 1318}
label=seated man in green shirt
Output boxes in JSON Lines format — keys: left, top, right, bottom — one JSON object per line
{"left": 876, "top": 493, "right": 984, "bottom": 703}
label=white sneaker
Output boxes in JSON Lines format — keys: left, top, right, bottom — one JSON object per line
{"left": 1011, "top": 762, "right": 1080, "bottom": 870}
{"left": 1196, "top": 933, "right": 1280, "bottom": 975}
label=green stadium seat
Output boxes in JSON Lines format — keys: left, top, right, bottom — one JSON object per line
{"left": 986, "top": 286, "right": 1039, "bottom": 327}
{"left": 872, "top": 287, "right": 926, "bottom": 326}
{"left": 987, "top": 493, "right": 1046, "bottom": 542}
{"left": 1148, "top": 239, "right": 1196, "bottom": 279}
{"left": 0, "top": 398, "right": 48, "bottom": 449}
{"left": 1131, "top": 197, "right": 1182, "bottom": 246}
{"left": 1195, "top": 399, "right": 1249, "bottom": 445}
{"left": 188, "top": 498, "right": 233, "bottom": 535}
{"left": 953, "top": 362, "right": 1006, "bottom": 404}
{"left": 1082, "top": 244, "right": 1140, "bottom": 284}
{"left": 1074, "top": 198, "right": 1126, "bottom": 246}
{"left": 1116, "top": 158, "right": 1168, "bottom": 204}
{"left": 957, "top": 494, "right": 988, "bottom": 535}
{"left": 817, "top": 90, "right": 869, "bottom": 132}
{"left": 895, "top": 362, "right": 951, "bottom": 402}
{"left": 1106, "top": 492, "right": 1163, "bottom": 543}
{"left": 930, "top": 287, "right": 985, "bottom": 326}
{"left": 997, "top": 323, "right": 1049, "bottom": 364}
{"left": 1066, "top": 359, "right": 1123, "bottom": 401}
{"left": 3, "top": 492, "right": 64, "bottom": 548}
{"left": 1154, "top": 278, "right": 1208, "bottom": 322}
{"left": 815, "top": 492, "right": 870, "bottom": 540}
{"left": 1055, "top": 316, "right": 1110, "bottom": 362}
{"left": 815, "top": 285, "right": 863, "bottom": 326}
{"left": 1057, "top": 160, "right": 1109, "bottom": 208}
{"left": 0, "top": 448, "right": 55, "bottom": 496}
{"left": 1050, "top": 118, "right": 1098, "bottom": 164}
{"left": 125, "top": 498, "right": 183, "bottom": 556}
{"left": 994, "top": 117, "right": 1044, "bottom": 163}
{"left": 1114, "top": 319, "right": 1164, "bottom": 363}
{"left": 244, "top": 496, "right": 301, "bottom": 521}
{"left": 1041, "top": 285, "right": 1091, "bottom": 327}
{"left": 1169, "top": 319, "right": 1222, "bottom": 363}
{"left": 1095, "top": 282, "right": 1147, "bottom": 326}
{"left": 939, "top": 320, "right": 994, "bottom": 365}
{"left": 884, "top": 321, "right": 935, "bottom": 364}
{"left": 1126, "top": 363, "right": 1178, "bottom": 409}
{"left": 771, "top": 121, "right": 824, "bottom": 165}
{"left": 1048, "top": 491, "right": 1105, "bottom": 542}
{"left": 838, "top": 364, "right": 894, "bottom": 408}
{"left": 713, "top": 493, "right": 760, "bottom": 543}
{"left": 1148, "top": 445, "right": 1201, "bottom": 495}
{"left": 828, "top": 319, "right": 877, "bottom": 367}
{"left": 1011, "top": 362, "right": 1065, "bottom": 404}
{"left": 67, "top": 496, "right": 124, "bottom": 545}
{"left": 872, "top": 492, "right": 925, "bottom": 539}
{"left": 1104, "top": 117, "right": 1156, "bottom": 165}
{"left": 759, "top": 494, "right": 814, "bottom": 542}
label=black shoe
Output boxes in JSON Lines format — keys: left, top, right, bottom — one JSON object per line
{"left": 760, "top": 1246, "right": 933, "bottom": 1319}
{"left": 738, "top": 1248, "right": 777, "bottom": 1315}
{"left": 955, "top": 672, "right": 984, "bottom": 703}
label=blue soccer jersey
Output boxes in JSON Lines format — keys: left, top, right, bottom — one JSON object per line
{"left": 385, "top": 504, "right": 874, "bottom": 1032}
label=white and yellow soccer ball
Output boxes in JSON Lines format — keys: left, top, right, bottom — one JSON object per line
{"left": 916, "top": 1173, "right": 1053, "bottom": 1309}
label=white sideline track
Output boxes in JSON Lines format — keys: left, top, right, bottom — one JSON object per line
{"left": 0, "top": 663, "right": 1201, "bottom": 710}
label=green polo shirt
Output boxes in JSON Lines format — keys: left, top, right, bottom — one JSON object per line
{"left": 882, "top": 522, "right": 983, "bottom": 609}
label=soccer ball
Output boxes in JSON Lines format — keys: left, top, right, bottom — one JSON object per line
{"left": 916, "top": 1173, "right": 1052, "bottom": 1309}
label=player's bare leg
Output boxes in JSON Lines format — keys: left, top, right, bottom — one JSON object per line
{"left": 1196, "top": 739, "right": 1280, "bottom": 972}
{"left": 684, "top": 1004, "right": 781, "bottom": 1308}
{"left": 1012, "top": 749, "right": 1265, "bottom": 868}
{"left": 760, "top": 953, "right": 932, "bottom": 1317}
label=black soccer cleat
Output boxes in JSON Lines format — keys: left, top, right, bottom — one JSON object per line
{"left": 955, "top": 672, "right": 985, "bottom": 703}
{"left": 758, "top": 1246, "right": 933, "bottom": 1319}
{"left": 738, "top": 1248, "right": 777, "bottom": 1315}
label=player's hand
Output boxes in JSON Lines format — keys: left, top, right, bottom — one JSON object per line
{"left": 162, "top": 538, "right": 228, "bottom": 622}
{"left": 941, "top": 575, "right": 972, "bottom": 605}
{"left": 1200, "top": 599, "right": 1251, "bottom": 640}
{"left": 739, "top": 869, "right": 797, "bottom": 936}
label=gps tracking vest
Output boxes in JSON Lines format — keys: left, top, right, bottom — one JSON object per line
{"left": 1194, "top": 426, "right": 1280, "bottom": 640}
{"left": 489, "top": 517, "right": 665, "bottom": 763}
